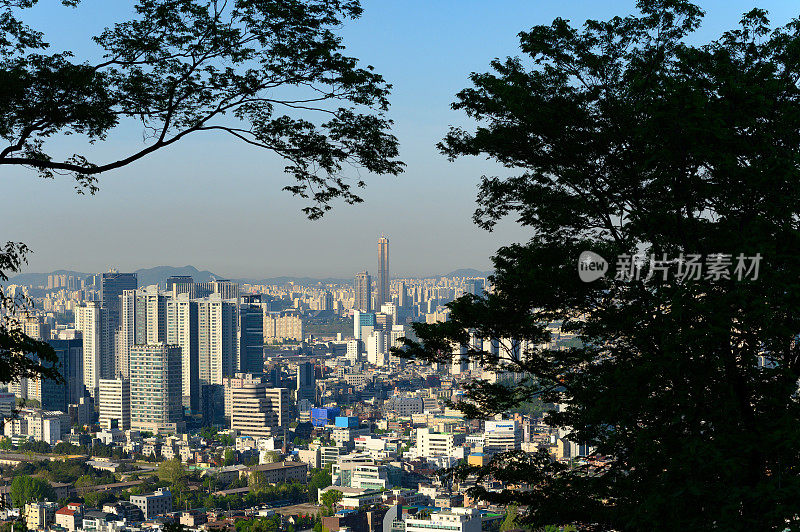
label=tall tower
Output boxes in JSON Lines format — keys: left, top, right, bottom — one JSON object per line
{"left": 376, "top": 236, "right": 390, "bottom": 310}
{"left": 101, "top": 270, "right": 137, "bottom": 379}
{"left": 354, "top": 271, "right": 372, "bottom": 312}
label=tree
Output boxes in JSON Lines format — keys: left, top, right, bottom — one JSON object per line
{"left": 10, "top": 475, "right": 55, "bottom": 507}
{"left": 222, "top": 449, "right": 237, "bottom": 466}
{"left": 320, "top": 488, "right": 342, "bottom": 511}
{"left": 500, "top": 504, "right": 521, "bottom": 532}
{"left": 157, "top": 458, "right": 187, "bottom": 487}
{"left": 307, "top": 467, "right": 332, "bottom": 503}
{"left": 0, "top": 0, "right": 402, "bottom": 397}
{"left": 396, "top": 1, "right": 800, "bottom": 530}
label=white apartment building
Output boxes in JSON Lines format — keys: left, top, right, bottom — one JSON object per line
{"left": 98, "top": 378, "right": 130, "bottom": 430}
{"left": 75, "top": 301, "right": 101, "bottom": 398}
{"left": 197, "top": 295, "right": 238, "bottom": 386}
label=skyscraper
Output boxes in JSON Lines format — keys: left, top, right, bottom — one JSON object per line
{"left": 75, "top": 301, "right": 102, "bottom": 398}
{"left": 197, "top": 294, "right": 238, "bottom": 386}
{"left": 239, "top": 301, "right": 264, "bottom": 374}
{"left": 166, "top": 294, "right": 200, "bottom": 411}
{"left": 296, "top": 362, "right": 316, "bottom": 403}
{"left": 354, "top": 271, "right": 372, "bottom": 312}
{"left": 376, "top": 236, "right": 390, "bottom": 310}
{"left": 129, "top": 343, "right": 184, "bottom": 433}
{"left": 101, "top": 271, "right": 137, "bottom": 379}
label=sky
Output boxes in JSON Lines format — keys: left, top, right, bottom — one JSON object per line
{"left": 2, "top": 0, "right": 798, "bottom": 279}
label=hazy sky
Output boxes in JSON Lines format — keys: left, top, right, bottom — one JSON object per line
{"left": 3, "top": 0, "right": 797, "bottom": 278}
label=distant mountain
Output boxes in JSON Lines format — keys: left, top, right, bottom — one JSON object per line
{"left": 6, "top": 265, "right": 491, "bottom": 287}
{"left": 4, "top": 269, "right": 90, "bottom": 287}
{"left": 233, "top": 276, "right": 353, "bottom": 286}
{"left": 439, "top": 268, "right": 493, "bottom": 278}
{"left": 135, "top": 265, "right": 220, "bottom": 287}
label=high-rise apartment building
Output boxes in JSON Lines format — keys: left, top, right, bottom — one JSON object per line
{"left": 98, "top": 378, "right": 130, "bottom": 430}
{"left": 354, "top": 271, "right": 372, "bottom": 312}
{"left": 376, "top": 236, "right": 389, "bottom": 310}
{"left": 263, "top": 312, "right": 303, "bottom": 342}
{"left": 118, "top": 287, "right": 167, "bottom": 379}
{"left": 75, "top": 301, "right": 102, "bottom": 398}
{"left": 166, "top": 294, "right": 200, "bottom": 411}
{"left": 129, "top": 343, "right": 183, "bottom": 433}
{"left": 197, "top": 295, "right": 238, "bottom": 386}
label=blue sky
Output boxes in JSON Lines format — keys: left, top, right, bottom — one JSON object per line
{"left": 3, "top": 0, "right": 798, "bottom": 278}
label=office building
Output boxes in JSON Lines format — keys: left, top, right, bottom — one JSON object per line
{"left": 484, "top": 420, "right": 522, "bottom": 453}
{"left": 353, "top": 310, "right": 376, "bottom": 340}
{"left": 354, "top": 271, "right": 372, "bottom": 312}
{"left": 405, "top": 508, "right": 481, "bottom": 532}
{"left": 296, "top": 362, "right": 316, "bottom": 403}
{"left": 265, "top": 387, "right": 291, "bottom": 427}
{"left": 166, "top": 275, "right": 195, "bottom": 294}
{"left": 376, "top": 236, "right": 389, "bottom": 310}
{"left": 26, "top": 338, "right": 82, "bottom": 412}
{"left": 416, "top": 428, "right": 466, "bottom": 457}
{"left": 129, "top": 343, "right": 183, "bottom": 433}
{"left": 239, "top": 304, "right": 264, "bottom": 373}
{"left": 98, "top": 378, "right": 130, "bottom": 430}
{"left": 230, "top": 382, "right": 285, "bottom": 437}
{"left": 22, "top": 316, "right": 50, "bottom": 341}
{"left": 101, "top": 271, "right": 137, "bottom": 379}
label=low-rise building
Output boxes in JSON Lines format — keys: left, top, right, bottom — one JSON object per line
{"left": 129, "top": 489, "right": 172, "bottom": 520}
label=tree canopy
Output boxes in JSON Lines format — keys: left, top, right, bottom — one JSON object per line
{"left": 397, "top": 1, "right": 800, "bottom": 530}
{"left": 10, "top": 475, "right": 55, "bottom": 507}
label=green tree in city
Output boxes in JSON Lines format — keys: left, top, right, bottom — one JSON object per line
{"left": 307, "top": 467, "right": 332, "bottom": 503}
{"left": 395, "top": 1, "right": 800, "bottom": 530}
{"left": 10, "top": 475, "right": 55, "bottom": 507}
{"left": 0, "top": 0, "right": 402, "bottom": 398}
{"left": 320, "top": 488, "right": 342, "bottom": 512}
{"left": 157, "top": 458, "right": 187, "bottom": 486}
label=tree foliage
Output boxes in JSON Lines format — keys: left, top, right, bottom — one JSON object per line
{"left": 10, "top": 475, "right": 55, "bottom": 507}
{"left": 320, "top": 488, "right": 342, "bottom": 510}
{"left": 0, "top": 0, "right": 403, "bottom": 216}
{"left": 158, "top": 457, "right": 187, "bottom": 486}
{"left": 397, "top": 1, "right": 800, "bottom": 530}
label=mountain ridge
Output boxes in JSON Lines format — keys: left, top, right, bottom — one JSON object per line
{"left": 6, "top": 265, "right": 492, "bottom": 287}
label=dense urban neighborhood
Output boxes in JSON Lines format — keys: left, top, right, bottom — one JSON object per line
{"left": 0, "top": 238, "right": 578, "bottom": 532}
